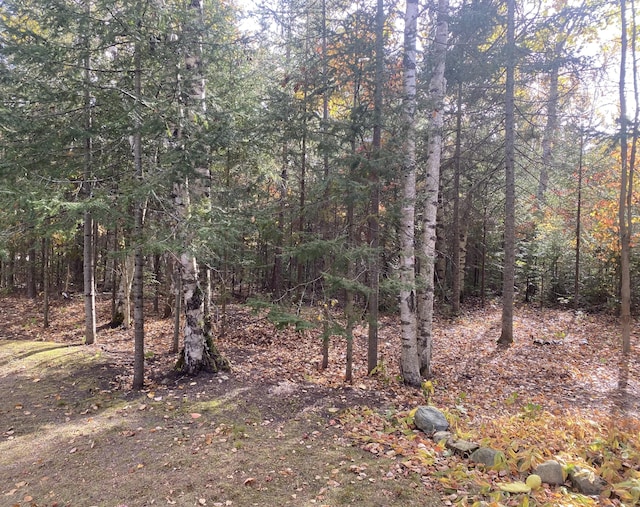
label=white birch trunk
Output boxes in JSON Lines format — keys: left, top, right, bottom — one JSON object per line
{"left": 175, "top": 0, "right": 228, "bottom": 375}
{"left": 417, "top": 0, "right": 449, "bottom": 377}
{"left": 399, "top": 0, "right": 421, "bottom": 387}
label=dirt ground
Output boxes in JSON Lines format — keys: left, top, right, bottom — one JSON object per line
{"left": 0, "top": 295, "right": 443, "bottom": 507}
{"left": 1, "top": 294, "right": 639, "bottom": 507}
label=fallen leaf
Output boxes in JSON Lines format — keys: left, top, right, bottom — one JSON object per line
{"left": 497, "top": 481, "right": 531, "bottom": 493}
{"left": 69, "top": 447, "right": 77, "bottom": 454}
{"left": 243, "top": 477, "right": 256, "bottom": 486}
{"left": 191, "top": 413, "right": 202, "bottom": 419}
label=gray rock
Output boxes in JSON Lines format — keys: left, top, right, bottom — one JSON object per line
{"left": 569, "top": 467, "right": 607, "bottom": 496}
{"left": 446, "top": 439, "right": 480, "bottom": 458}
{"left": 470, "top": 447, "right": 502, "bottom": 467}
{"left": 534, "top": 460, "right": 565, "bottom": 485}
{"left": 432, "top": 431, "right": 452, "bottom": 443}
{"left": 414, "top": 406, "right": 449, "bottom": 435}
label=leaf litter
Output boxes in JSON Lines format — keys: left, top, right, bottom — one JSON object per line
{"left": 0, "top": 295, "right": 639, "bottom": 506}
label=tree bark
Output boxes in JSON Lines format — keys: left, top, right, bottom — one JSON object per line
{"left": 82, "top": 0, "right": 96, "bottom": 345}
{"left": 367, "top": 0, "right": 384, "bottom": 374}
{"left": 498, "top": 0, "right": 516, "bottom": 347}
{"left": 417, "top": 0, "right": 448, "bottom": 378}
{"left": 399, "top": 0, "right": 421, "bottom": 387}
{"left": 27, "top": 244, "right": 37, "bottom": 299}
{"left": 112, "top": 252, "right": 134, "bottom": 328}
{"left": 537, "top": 43, "right": 561, "bottom": 204}
{"left": 618, "top": 0, "right": 637, "bottom": 356}
{"left": 574, "top": 131, "right": 583, "bottom": 310}
{"left": 43, "top": 237, "right": 50, "bottom": 328}
{"left": 172, "top": 268, "right": 181, "bottom": 354}
{"left": 451, "top": 83, "right": 463, "bottom": 315}
{"left": 175, "top": 0, "right": 229, "bottom": 375}
{"left": 132, "top": 32, "right": 145, "bottom": 391}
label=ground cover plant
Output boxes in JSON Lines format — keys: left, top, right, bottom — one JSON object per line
{"left": 1, "top": 295, "right": 639, "bottom": 507}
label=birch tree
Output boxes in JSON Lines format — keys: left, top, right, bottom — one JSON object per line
{"left": 399, "top": 0, "right": 421, "bottom": 387}
{"left": 417, "top": 0, "right": 449, "bottom": 378}
{"left": 175, "top": 0, "right": 229, "bottom": 375}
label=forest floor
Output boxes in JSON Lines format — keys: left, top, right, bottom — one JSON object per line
{"left": 0, "top": 295, "right": 639, "bottom": 507}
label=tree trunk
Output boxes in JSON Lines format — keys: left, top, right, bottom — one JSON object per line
{"left": 321, "top": 302, "right": 330, "bottom": 370}
{"left": 627, "top": 0, "right": 639, "bottom": 353}
{"left": 575, "top": 131, "right": 584, "bottom": 310}
{"left": 153, "top": 253, "right": 162, "bottom": 314}
{"left": 172, "top": 269, "right": 181, "bottom": 354}
{"left": 451, "top": 82, "right": 463, "bottom": 315}
{"left": 498, "top": 0, "right": 516, "bottom": 347}
{"left": 132, "top": 33, "right": 145, "bottom": 391}
{"left": 481, "top": 205, "right": 488, "bottom": 307}
{"left": 537, "top": 44, "right": 561, "bottom": 204}
{"left": 345, "top": 198, "right": 355, "bottom": 383}
{"left": 618, "top": 0, "right": 637, "bottom": 356}
{"left": 112, "top": 252, "right": 134, "bottom": 328}
{"left": 82, "top": 0, "right": 96, "bottom": 345}
{"left": 417, "top": 0, "right": 448, "bottom": 378}
{"left": 367, "top": 0, "right": 384, "bottom": 374}
{"left": 399, "top": 0, "right": 421, "bottom": 387}
{"left": 27, "top": 244, "right": 37, "bottom": 299}
{"left": 43, "top": 237, "right": 50, "bottom": 328}
{"left": 175, "top": 0, "right": 229, "bottom": 375}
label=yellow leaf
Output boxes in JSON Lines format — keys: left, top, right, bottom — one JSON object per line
{"left": 497, "top": 481, "right": 531, "bottom": 493}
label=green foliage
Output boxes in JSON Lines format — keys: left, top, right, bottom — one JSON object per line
{"left": 247, "top": 298, "right": 316, "bottom": 332}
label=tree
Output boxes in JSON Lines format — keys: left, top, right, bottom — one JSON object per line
{"left": 618, "top": 0, "right": 638, "bottom": 356}
{"left": 132, "top": 9, "right": 145, "bottom": 390}
{"left": 417, "top": 0, "right": 449, "bottom": 378}
{"left": 82, "top": 0, "right": 97, "bottom": 345}
{"left": 498, "top": 0, "right": 516, "bottom": 347}
{"left": 174, "top": 0, "right": 229, "bottom": 375}
{"left": 399, "top": 0, "right": 421, "bottom": 387}
{"left": 367, "top": 0, "right": 384, "bottom": 375}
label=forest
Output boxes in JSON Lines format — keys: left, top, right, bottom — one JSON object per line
{"left": 0, "top": 0, "right": 639, "bottom": 505}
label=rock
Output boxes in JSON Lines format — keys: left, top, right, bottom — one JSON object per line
{"left": 414, "top": 406, "right": 449, "bottom": 435}
{"left": 446, "top": 439, "right": 480, "bottom": 458}
{"left": 470, "top": 447, "right": 502, "bottom": 467}
{"left": 534, "top": 460, "right": 565, "bottom": 485}
{"left": 568, "top": 466, "right": 607, "bottom": 496}
{"left": 432, "top": 430, "right": 452, "bottom": 443}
